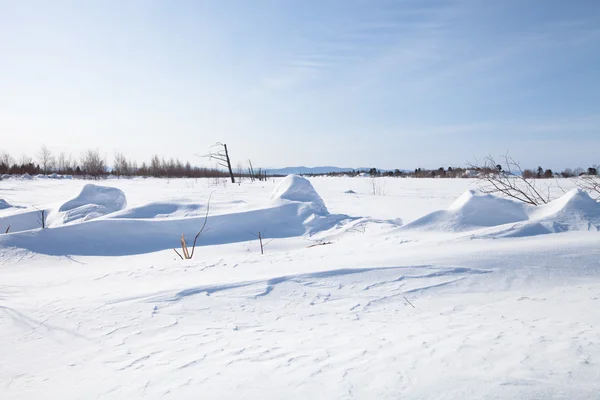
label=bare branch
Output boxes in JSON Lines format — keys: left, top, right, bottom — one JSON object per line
{"left": 173, "top": 248, "right": 184, "bottom": 260}
{"left": 188, "top": 192, "right": 214, "bottom": 259}
{"left": 578, "top": 175, "right": 600, "bottom": 200}
{"left": 470, "top": 154, "right": 554, "bottom": 206}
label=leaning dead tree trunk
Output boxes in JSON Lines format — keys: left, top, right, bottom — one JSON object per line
{"left": 248, "top": 159, "right": 256, "bottom": 182}
{"left": 223, "top": 144, "right": 234, "bottom": 183}
{"left": 204, "top": 143, "right": 235, "bottom": 183}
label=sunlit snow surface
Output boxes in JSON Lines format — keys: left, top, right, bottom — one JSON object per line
{"left": 1, "top": 176, "right": 599, "bottom": 399}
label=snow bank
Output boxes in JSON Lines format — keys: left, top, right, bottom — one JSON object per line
{"left": 402, "top": 190, "right": 528, "bottom": 232}
{"left": 0, "top": 209, "right": 45, "bottom": 233}
{"left": 494, "top": 189, "right": 600, "bottom": 237}
{"left": 270, "top": 175, "right": 327, "bottom": 214}
{"left": 403, "top": 188, "right": 600, "bottom": 237}
{"left": 110, "top": 202, "right": 204, "bottom": 219}
{"left": 1, "top": 177, "right": 350, "bottom": 256}
{"left": 1, "top": 205, "right": 348, "bottom": 256}
{"left": 50, "top": 184, "right": 127, "bottom": 225}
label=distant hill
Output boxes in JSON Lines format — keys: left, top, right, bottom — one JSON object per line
{"left": 264, "top": 166, "right": 401, "bottom": 175}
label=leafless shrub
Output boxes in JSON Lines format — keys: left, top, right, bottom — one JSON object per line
{"left": 470, "top": 154, "right": 557, "bottom": 206}
{"left": 306, "top": 241, "right": 333, "bottom": 248}
{"left": 174, "top": 193, "right": 213, "bottom": 260}
{"left": 348, "top": 220, "right": 368, "bottom": 234}
{"left": 370, "top": 177, "right": 386, "bottom": 195}
{"left": 33, "top": 207, "right": 46, "bottom": 228}
{"left": 578, "top": 175, "right": 600, "bottom": 200}
{"left": 249, "top": 231, "right": 274, "bottom": 254}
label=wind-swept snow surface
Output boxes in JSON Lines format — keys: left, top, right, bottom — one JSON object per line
{"left": 0, "top": 176, "right": 349, "bottom": 256}
{"left": 0, "top": 199, "right": 15, "bottom": 210}
{"left": 269, "top": 174, "right": 328, "bottom": 213}
{"left": 1, "top": 177, "right": 599, "bottom": 399}
{"left": 402, "top": 189, "right": 529, "bottom": 231}
{"left": 49, "top": 184, "right": 127, "bottom": 225}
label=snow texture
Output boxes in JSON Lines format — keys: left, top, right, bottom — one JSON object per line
{"left": 1, "top": 176, "right": 599, "bottom": 399}
{"left": 269, "top": 174, "right": 328, "bottom": 214}
{"left": 0, "top": 199, "right": 14, "bottom": 210}
{"left": 402, "top": 189, "right": 528, "bottom": 231}
{"left": 50, "top": 184, "right": 127, "bottom": 225}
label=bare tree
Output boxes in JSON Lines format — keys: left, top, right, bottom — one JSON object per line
{"left": 470, "top": 154, "right": 554, "bottom": 206}
{"left": 150, "top": 155, "right": 162, "bottom": 177}
{"left": 113, "top": 152, "right": 129, "bottom": 177}
{"left": 37, "top": 145, "right": 55, "bottom": 174}
{"left": 0, "top": 152, "right": 14, "bottom": 174}
{"left": 20, "top": 154, "right": 33, "bottom": 166}
{"left": 56, "top": 152, "right": 72, "bottom": 173}
{"left": 80, "top": 149, "right": 106, "bottom": 178}
{"left": 248, "top": 159, "right": 256, "bottom": 182}
{"left": 236, "top": 162, "right": 244, "bottom": 182}
{"left": 204, "top": 143, "right": 235, "bottom": 183}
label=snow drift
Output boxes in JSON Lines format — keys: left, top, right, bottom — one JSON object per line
{"left": 0, "top": 199, "right": 14, "bottom": 210}
{"left": 0, "top": 175, "right": 349, "bottom": 256}
{"left": 401, "top": 190, "right": 528, "bottom": 232}
{"left": 491, "top": 189, "right": 600, "bottom": 237}
{"left": 269, "top": 175, "right": 328, "bottom": 214}
{"left": 109, "top": 202, "right": 205, "bottom": 219}
{"left": 49, "top": 184, "right": 127, "bottom": 225}
{"left": 403, "top": 188, "right": 600, "bottom": 238}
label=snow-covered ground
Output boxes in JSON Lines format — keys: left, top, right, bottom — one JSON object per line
{"left": 1, "top": 176, "right": 599, "bottom": 399}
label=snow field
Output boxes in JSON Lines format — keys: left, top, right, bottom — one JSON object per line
{"left": 1, "top": 176, "right": 599, "bottom": 399}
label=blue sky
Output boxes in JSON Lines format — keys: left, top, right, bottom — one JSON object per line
{"left": 1, "top": 0, "right": 599, "bottom": 170}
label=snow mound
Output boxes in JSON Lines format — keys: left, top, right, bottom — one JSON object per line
{"left": 345, "top": 190, "right": 356, "bottom": 194}
{"left": 1, "top": 178, "right": 352, "bottom": 256}
{"left": 110, "top": 202, "right": 204, "bottom": 219}
{"left": 530, "top": 189, "right": 599, "bottom": 220}
{"left": 270, "top": 175, "right": 327, "bottom": 214}
{"left": 493, "top": 189, "right": 600, "bottom": 237}
{"left": 402, "top": 190, "right": 528, "bottom": 232}
{"left": 21, "top": 173, "right": 32, "bottom": 180}
{"left": 51, "top": 184, "right": 127, "bottom": 225}
{"left": 0, "top": 199, "right": 13, "bottom": 210}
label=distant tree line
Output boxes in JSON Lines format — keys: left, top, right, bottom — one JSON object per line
{"left": 1, "top": 146, "right": 598, "bottom": 181}
{"left": 0, "top": 146, "right": 255, "bottom": 179}
{"left": 296, "top": 165, "right": 599, "bottom": 179}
